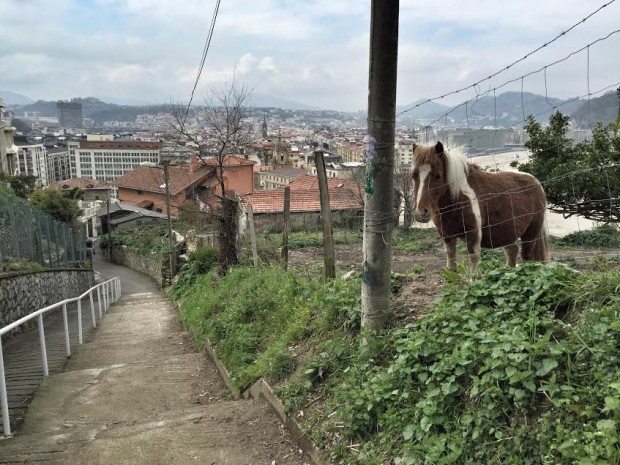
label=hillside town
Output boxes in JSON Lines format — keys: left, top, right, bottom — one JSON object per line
{"left": 0, "top": 1, "right": 619, "bottom": 464}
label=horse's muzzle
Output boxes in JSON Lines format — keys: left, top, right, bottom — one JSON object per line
{"left": 413, "top": 209, "right": 431, "bottom": 223}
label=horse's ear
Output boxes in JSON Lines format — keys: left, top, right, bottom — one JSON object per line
{"left": 435, "top": 141, "right": 444, "bottom": 155}
{"left": 412, "top": 143, "right": 417, "bottom": 152}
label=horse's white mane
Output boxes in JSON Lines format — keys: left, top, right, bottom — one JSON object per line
{"left": 443, "top": 146, "right": 471, "bottom": 200}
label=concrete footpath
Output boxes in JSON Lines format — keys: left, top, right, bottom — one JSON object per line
{"left": 0, "top": 258, "right": 307, "bottom": 464}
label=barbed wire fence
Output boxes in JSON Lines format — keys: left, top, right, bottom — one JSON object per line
{"left": 0, "top": 191, "right": 89, "bottom": 270}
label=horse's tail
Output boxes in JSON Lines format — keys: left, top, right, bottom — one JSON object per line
{"left": 532, "top": 212, "right": 550, "bottom": 263}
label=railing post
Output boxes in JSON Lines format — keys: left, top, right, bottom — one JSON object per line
{"left": 37, "top": 314, "right": 49, "bottom": 376}
{"left": 0, "top": 338, "right": 11, "bottom": 437}
{"left": 62, "top": 303, "right": 70, "bottom": 357}
{"left": 104, "top": 282, "right": 108, "bottom": 311}
{"left": 77, "top": 299, "right": 83, "bottom": 344}
{"left": 118, "top": 278, "right": 122, "bottom": 298}
{"left": 89, "top": 291, "right": 97, "bottom": 328}
{"left": 97, "top": 286, "right": 102, "bottom": 316}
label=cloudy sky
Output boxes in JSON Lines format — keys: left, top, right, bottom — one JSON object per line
{"left": 1, "top": 0, "right": 618, "bottom": 111}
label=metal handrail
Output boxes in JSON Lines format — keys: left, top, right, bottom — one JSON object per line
{"left": 0, "top": 276, "right": 121, "bottom": 438}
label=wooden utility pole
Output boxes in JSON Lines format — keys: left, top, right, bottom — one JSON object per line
{"left": 162, "top": 160, "right": 175, "bottom": 283}
{"left": 314, "top": 150, "right": 336, "bottom": 279}
{"left": 282, "top": 185, "right": 291, "bottom": 270}
{"left": 361, "top": 0, "right": 399, "bottom": 330}
{"left": 106, "top": 198, "right": 111, "bottom": 261}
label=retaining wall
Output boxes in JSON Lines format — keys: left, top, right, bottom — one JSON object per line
{"left": 110, "top": 246, "right": 165, "bottom": 287}
{"left": 0, "top": 269, "right": 94, "bottom": 336}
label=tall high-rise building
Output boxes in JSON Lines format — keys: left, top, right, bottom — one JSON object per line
{"left": 57, "top": 101, "right": 83, "bottom": 128}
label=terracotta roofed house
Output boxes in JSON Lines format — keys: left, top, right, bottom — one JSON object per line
{"left": 114, "top": 155, "right": 255, "bottom": 214}
{"left": 239, "top": 176, "right": 363, "bottom": 233}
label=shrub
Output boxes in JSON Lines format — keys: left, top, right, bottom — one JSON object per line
{"left": 553, "top": 224, "right": 620, "bottom": 248}
{"left": 189, "top": 246, "right": 218, "bottom": 273}
{"left": 335, "top": 263, "right": 620, "bottom": 464}
{"left": 171, "top": 246, "right": 218, "bottom": 299}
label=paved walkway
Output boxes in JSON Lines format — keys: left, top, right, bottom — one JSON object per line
{"left": 0, "top": 259, "right": 307, "bottom": 464}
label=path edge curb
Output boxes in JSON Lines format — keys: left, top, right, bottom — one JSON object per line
{"left": 171, "top": 299, "right": 325, "bottom": 465}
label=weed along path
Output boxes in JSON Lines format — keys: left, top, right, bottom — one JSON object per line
{"left": 0, "top": 258, "right": 308, "bottom": 465}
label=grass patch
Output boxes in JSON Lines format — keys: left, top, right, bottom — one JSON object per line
{"left": 176, "top": 260, "right": 620, "bottom": 464}
{"left": 394, "top": 228, "right": 443, "bottom": 253}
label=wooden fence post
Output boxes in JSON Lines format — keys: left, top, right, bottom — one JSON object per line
{"left": 282, "top": 185, "right": 291, "bottom": 270}
{"left": 247, "top": 205, "right": 259, "bottom": 269}
{"left": 314, "top": 150, "right": 336, "bottom": 279}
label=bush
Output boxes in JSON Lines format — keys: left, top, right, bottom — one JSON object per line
{"left": 553, "top": 224, "right": 620, "bottom": 248}
{"left": 171, "top": 246, "right": 218, "bottom": 299}
{"left": 189, "top": 246, "right": 218, "bottom": 273}
{"left": 335, "top": 263, "right": 620, "bottom": 464}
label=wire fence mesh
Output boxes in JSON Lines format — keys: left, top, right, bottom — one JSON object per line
{"left": 0, "top": 191, "right": 88, "bottom": 270}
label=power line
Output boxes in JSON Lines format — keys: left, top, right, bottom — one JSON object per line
{"left": 421, "top": 30, "right": 620, "bottom": 129}
{"left": 183, "top": 0, "right": 222, "bottom": 124}
{"left": 397, "top": 0, "right": 617, "bottom": 117}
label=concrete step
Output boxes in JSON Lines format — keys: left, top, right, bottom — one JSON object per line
{"left": 0, "top": 401, "right": 304, "bottom": 465}
{"left": 18, "top": 353, "right": 226, "bottom": 435}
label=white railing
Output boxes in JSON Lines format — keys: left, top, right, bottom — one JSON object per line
{"left": 0, "top": 276, "right": 121, "bottom": 438}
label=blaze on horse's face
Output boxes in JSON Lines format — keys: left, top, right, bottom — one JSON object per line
{"left": 412, "top": 141, "right": 449, "bottom": 223}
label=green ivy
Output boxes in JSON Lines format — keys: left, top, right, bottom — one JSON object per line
{"left": 335, "top": 263, "right": 620, "bottom": 464}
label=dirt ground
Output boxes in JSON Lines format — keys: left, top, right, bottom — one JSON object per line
{"left": 289, "top": 241, "right": 620, "bottom": 326}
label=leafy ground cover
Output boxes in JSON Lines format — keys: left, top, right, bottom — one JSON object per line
{"left": 174, "top": 254, "right": 620, "bottom": 464}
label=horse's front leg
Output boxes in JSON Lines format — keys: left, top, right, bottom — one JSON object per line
{"left": 444, "top": 237, "right": 457, "bottom": 272}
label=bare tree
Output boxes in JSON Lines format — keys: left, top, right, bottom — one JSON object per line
{"left": 169, "top": 81, "right": 253, "bottom": 274}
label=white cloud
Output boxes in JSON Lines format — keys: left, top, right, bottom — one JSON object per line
{"left": 1, "top": 0, "right": 619, "bottom": 110}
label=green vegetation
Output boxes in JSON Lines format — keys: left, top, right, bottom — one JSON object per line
{"left": 29, "top": 187, "right": 82, "bottom": 226}
{"left": 520, "top": 112, "right": 619, "bottom": 223}
{"left": 393, "top": 228, "right": 443, "bottom": 253}
{"left": 0, "top": 173, "right": 37, "bottom": 198}
{"left": 100, "top": 223, "right": 174, "bottom": 255}
{"left": 552, "top": 224, "right": 620, "bottom": 248}
{"left": 176, "top": 259, "right": 619, "bottom": 464}
{"left": 0, "top": 259, "right": 44, "bottom": 274}
{"left": 171, "top": 246, "right": 218, "bottom": 299}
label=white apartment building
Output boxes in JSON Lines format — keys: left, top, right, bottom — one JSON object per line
{"left": 68, "top": 140, "right": 163, "bottom": 182}
{"left": 15, "top": 142, "right": 49, "bottom": 186}
{"left": 47, "top": 148, "right": 72, "bottom": 183}
{"left": 395, "top": 140, "right": 415, "bottom": 169}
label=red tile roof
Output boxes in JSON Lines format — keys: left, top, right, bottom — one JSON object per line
{"left": 288, "top": 175, "right": 364, "bottom": 201}
{"left": 201, "top": 155, "right": 255, "bottom": 167}
{"left": 241, "top": 187, "right": 363, "bottom": 214}
{"left": 52, "top": 178, "right": 110, "bottom": 190}
{"left": 113, "top": 164, "right": 213, "bottom": 195}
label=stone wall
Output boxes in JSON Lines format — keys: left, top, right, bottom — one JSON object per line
{"left": 110, "top": 246, "right": 165, "bottom": 287}
{"left": 0, "top": 269, "right": 94, "bottom": 337}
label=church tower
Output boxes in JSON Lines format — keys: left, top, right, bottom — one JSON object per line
{"left": 261, "top": 116, "right": 268, "bottom": 139}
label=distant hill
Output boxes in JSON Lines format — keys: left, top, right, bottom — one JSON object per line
{"left": 397, "top": 100, "right": 450, "bottom": 120}
{"left": 395, "top": 91, "right": 616, "bottom": 127}
{"left": 444, "top": 91, "right": 583, "bottom": 125}
{"left": 15, "top": 97, "right": 171, "bottom": 124}
{"left": 13, "top": 94, "right": 321, "bottom": 124}
{"left": 247, "top": 94, "right": 321, "bottom": 111}
{"left": 570, "top": 90, "right": 619, "bottom": 127}
{"left": 0, "top": 90, "right": 34, "bottom": 105}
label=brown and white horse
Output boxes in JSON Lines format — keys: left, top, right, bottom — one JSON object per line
{"left": 412, "top": 142, "right": 549, "bottom": 270}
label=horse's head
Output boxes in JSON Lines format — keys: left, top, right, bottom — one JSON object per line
{"left": 412, "top": 141, "right": 449, "bottom": 223}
